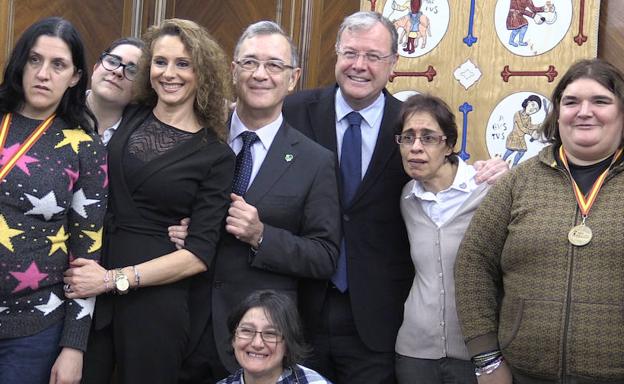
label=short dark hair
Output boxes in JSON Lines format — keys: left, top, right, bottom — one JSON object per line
{"left": 397, "top": 93, "right": 459, "bottom": 164}
{"left": 540, "top": 58, "right": 624, "bottom": 146}
{"left": 0, "top": 17, "right": 95, "bottom": 132}
{"left": 102, "top": 36, "right": 145, "bottom": 55}
{"left": 234, "top": 21, "right": 298, "bottom": 67}
{"left": 522, "top": 94, "right": 542, "bottom": 110}
{"left": 227, "top": 290, "right": 311, "bottom": 368}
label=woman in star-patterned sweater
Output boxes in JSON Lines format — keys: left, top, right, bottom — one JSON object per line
{"left": 0, "top": 17, "right": 107, "bottom": 383}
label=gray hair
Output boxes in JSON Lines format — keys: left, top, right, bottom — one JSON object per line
{"left": 335, "top": 11, "right": 398, "bottom": 55}
{"left": 233, "top": 20, "right": 299, "bottom": 67}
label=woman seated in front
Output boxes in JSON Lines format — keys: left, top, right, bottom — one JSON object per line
{"left": 218, "top": 290, "right": 332, "bottom": 384}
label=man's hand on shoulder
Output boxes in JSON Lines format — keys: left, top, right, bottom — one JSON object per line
{"left": 474, "top": 157, "right": 510, "bottom": 185}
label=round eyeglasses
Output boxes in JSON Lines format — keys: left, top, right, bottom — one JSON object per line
{"left": 235, "top": 327, "right": 283, "bottom": 343}
{"left": 99, "top": 53, "right": 138, "bottom": 81}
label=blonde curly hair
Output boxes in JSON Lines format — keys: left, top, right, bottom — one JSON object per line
{"left": 134, "top": 18, "right": 231, "bottom": 141}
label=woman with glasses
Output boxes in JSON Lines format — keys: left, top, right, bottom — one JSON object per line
{"left": 394, "top": 94, "right": 494, "bottom": 384}
{"left": 0, "top": 17, "right": 107, "bottom": 383}
{"left": 87, "top": 37, "right": 143, "bottom": 145}
{"left": 62, "top": 19, "right": 235, "bottom": 383}
{"left": 218, "top": 290, "right": 331, "bottom": 384}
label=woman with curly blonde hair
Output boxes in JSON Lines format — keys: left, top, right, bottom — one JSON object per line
{"left": 63, "top": 18, "right": 235, "bottom": 384}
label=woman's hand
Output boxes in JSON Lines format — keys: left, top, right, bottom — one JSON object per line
{"left": 63, "top": 258, "right": 108, "bottom": 298}
{"left": 49, "top": 347, "right": 83, "bottom": 384}
{"left": 477, "top": 360, "right": 512, "bottom": 384}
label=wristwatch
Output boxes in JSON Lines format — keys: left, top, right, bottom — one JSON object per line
{"left": 114, "top": 269, "right": 130, "bottom": 295}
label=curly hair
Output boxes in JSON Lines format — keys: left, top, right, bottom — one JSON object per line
{"left": 134, "top": 18, "right": 231, "bottom": 141}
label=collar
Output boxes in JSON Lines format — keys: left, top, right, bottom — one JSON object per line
{"left": 228, "top": 110, "right": 283, "bottom": 151}
{"left": 335, "top": 87, "right": 385, "bottom": 128}
{"left": 404, "top": 157, "right": 478, "bottom": 200}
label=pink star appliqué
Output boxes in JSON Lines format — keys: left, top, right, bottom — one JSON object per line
{"left": 10, "top": 261, "right": 49, "bottom": 293}
{"left": 0, "top": 143, "right": 39, "bottom": 175}
{"left": 100, "top": 163, "right": 109, "bottom": 188}
{"left": 65, "top": 168, "right": 79, "bottom": 191}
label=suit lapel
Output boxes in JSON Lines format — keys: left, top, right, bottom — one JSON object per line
{"left": 245, "top": 122, "right": 297, "bottom": 205}
{"left": 307, "top": 86, "right": 339, "bottom": 154}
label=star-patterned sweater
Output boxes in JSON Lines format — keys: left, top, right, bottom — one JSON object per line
{"left": 0, "top": 113, "right": 107, "bottom": 351}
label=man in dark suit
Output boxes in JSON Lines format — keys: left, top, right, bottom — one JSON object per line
{"left": 283, "top": 11, "right": 508, "bottom": 384}
{"left": 180, "top": 21, "right": 340, "bottom": 383}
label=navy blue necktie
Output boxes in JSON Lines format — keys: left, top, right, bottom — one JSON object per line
{"left": 332, "top": 111, "right": 363, "bottom": 292}
{"left": 232, "top": 131, "right": 259, "bottom": 196}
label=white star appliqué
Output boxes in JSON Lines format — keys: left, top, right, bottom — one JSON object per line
{"left": 24, "top": 191, "right": 64, "bottom": 221}
{"left": 74, "top": 297, "right": 95, "bottom": 319}
{"left": 71, "top": 189, "right": 99, "bottom": 218}
{"left": 0, "top": 306, "right": 8, "bottom": 313}
{"left": 35, "top": 292, "right": 64, "bottom": 316}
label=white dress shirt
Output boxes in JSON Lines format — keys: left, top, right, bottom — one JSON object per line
{"left": 334, "top": 88, "right": 385, "bottom": 177}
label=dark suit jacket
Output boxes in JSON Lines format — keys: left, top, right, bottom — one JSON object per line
{"left": 282, "top": 85, "right": 413, "bottom": 353}
{"left": 211, "top": 120, "right": 341, "bottom": 371}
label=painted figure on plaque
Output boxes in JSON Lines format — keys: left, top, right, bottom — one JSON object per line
{"left": 495, "top": 0, "right": 571, "bottom": 56}
{"left": 384, "top": 0, "right": 449, "bottom": 58}
{"left": 486, "top": 92, "right": 549, "bottom": 167}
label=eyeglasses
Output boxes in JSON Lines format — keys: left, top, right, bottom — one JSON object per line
{"left": 235, "top": 58, "right": 294, "bottom": 74}
{"left": 99, "top": 53, "right": 138, "bottom": 81}
{"left": 336, "top": 49, "right": 394, "bottom": 64}
{"left": 395, "top": 133, "right": 447, "bottom": 146}
{"left": 235, "top": 327, "right": 284, "bottom": 343}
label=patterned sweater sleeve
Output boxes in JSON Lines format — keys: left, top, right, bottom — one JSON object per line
{"left": 454, "top": 169, "right": 515, "bottom": 357}
{"left": 60, "top": 130, "right": 108, "bottom": 351}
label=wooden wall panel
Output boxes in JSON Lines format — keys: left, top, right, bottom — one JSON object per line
{"left": 598, "top": 0, "right": 624, "bottom": 73}
{"left": 0, "top": 0, "right": 133, "bottom": 70}
{"left": 164, "top": 0, "right": 288, "bottom": 63}
{"left": 303, "top": 0, "right": 359, "bottom": 88}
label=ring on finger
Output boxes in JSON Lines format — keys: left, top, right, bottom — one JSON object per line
{"left": 63, "top": 283, "right": 73, "bottom": 293}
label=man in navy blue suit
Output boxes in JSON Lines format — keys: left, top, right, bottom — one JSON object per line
{"left": 283, "top": 11, "right": 508, "bottom": 384}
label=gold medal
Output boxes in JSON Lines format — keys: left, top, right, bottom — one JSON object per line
{"left": 568, "top": 225, "right": 592, "bottom": 246}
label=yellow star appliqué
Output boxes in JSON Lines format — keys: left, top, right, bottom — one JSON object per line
{"left": 55, "top": 129, "right": 93, "bottom": 153}
{"left": 0, "top": 214, "right": 23, "bottom": 252}
{"left": 47, "top": 226, "right": 69, "bottom": 256}
{"left": 82, "top": 228, "right": 103, "bottom": 253}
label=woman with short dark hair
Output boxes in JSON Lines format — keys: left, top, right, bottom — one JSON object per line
{"left": 219, "top": 290, "right": 331, "bottom": 384}
{"left": 394, "top": 94, "right": 490, "bottom": 384}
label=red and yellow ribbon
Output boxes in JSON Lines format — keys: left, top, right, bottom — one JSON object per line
{"left": 558, "top": 145, "right": 624, "bottom": 217}
{"left": 0, "top": 113, "right": 56, "bottom": 181}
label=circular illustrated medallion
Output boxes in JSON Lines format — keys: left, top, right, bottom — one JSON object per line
{"left": 486, "top": 91, "right": 550, "bottom": 167}
{"left": 494, "top": 0, "right": 572, "bottom": 56}
{"left": 383, "top": 0, "right": 450, "bottom": 58}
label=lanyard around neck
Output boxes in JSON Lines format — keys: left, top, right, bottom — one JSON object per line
{"left": 0, "top": 113, "right": 56, "bottom": 180}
